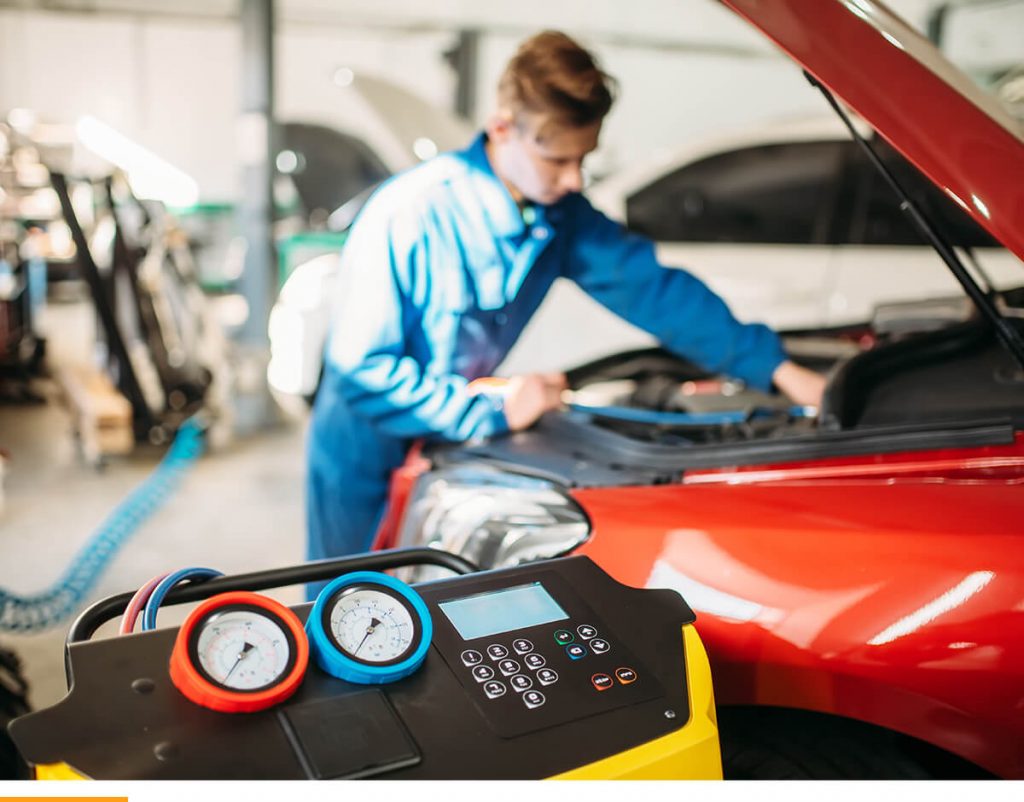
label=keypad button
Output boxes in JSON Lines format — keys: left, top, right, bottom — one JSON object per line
{"left": 554, "top": 629, "right": 574, "bottom": 645}
{"left": 510, "top": 674, "right": 534, "bottom": 692}
{"left": 590, "top": 638, "right": 610, "bottom": 655}
{"left": 537, "top": 668, "right": 559, "bottom": 686}
{"left": 461, "top": 650, "right": 483, "bottom": 666}
{"left": 498, "top": 659, "right": 521, "bottom": 676}
{"left": 577, "top": 624, "right": 598, "bottom": 640}
{"left": 615, "top": 667, "right": 637, "bottom": 685}
{"left": 591, "top": 673, "right": 613, "bottom": 692}
{"left": 512, "top": 638, "right": 534, "bottom": 655}
{"left": 487, "top": 644, "right": 509, "bottom": 660}
{"left": 483, "top": 681, "right": 507, "bottom": 699}
{"left": 565, "top": 643, "right": 587, "bottom": 660}
{"left": 523, "top": 652, "right": 546, "bottom": 670}
{"left": 523, "top": 690, "right": 546, "bottom": 709}
{"left": 471, "top": 665, "right": 495, "bottom": 683}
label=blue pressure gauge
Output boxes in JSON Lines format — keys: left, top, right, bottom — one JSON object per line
{"left": 307, "top": 572, "right": 432, "bottom": 685}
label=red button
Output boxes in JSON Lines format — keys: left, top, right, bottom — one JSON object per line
{"left": 615, "top": 667, "right": 637, "bottom": 685}
{"left": 591, "top": 673, "right": 613, "bottom": 691}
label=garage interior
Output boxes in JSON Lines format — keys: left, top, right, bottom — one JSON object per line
{"left": 1, "top": 0, "right": 1022, "bottom": 785}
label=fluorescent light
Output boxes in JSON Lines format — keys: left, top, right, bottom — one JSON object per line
{"left": 412, "top": 137, "right": 438, "bottom": 161}
{"left": 276, "top": 149, "right": 300, "bottom": 174}
{"left": 75, "top": 115, "right": 199, "bottom": 207}
{"left": 332, "top": 67, "right": 354, "bottom": 87}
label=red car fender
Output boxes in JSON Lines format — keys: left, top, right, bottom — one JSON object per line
{"left": 572, "top": 476, "right": 1024, "bottom": 778}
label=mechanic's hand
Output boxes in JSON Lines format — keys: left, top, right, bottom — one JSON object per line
{"left": 772, "top": 360, "right": 827, "bottom": 408}
{"left": 503, "top": 373, "right": 565, "bottom": 431}
{"left": 540, "top": 372, "right": 568, "bottom": 393}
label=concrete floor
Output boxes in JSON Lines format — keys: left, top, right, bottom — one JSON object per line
{"left": 0, "top": 298, "right": 309, "bottom": 711}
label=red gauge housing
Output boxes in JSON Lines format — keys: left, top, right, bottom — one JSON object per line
{"left": 169, "top": 591, "right": 309, "bottom": 713}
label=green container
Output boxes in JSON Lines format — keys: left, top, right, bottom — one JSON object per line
{"left": 276, "top": 230, "right": 348, "bottom": 288}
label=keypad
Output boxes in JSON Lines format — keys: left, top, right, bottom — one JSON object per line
{"left": 458, "top": 622, "right": 640, "bottom": 713}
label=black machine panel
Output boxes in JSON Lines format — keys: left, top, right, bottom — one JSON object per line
{"left": 9, "top": 556, "right": 696, "bottom": 780}
{"left": 425, "top": 568, "right": 662, "bottom": 739}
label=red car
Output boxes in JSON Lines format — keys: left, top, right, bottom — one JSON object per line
{"left": 374, "top": 0, "right": 1024, "bottom": 780}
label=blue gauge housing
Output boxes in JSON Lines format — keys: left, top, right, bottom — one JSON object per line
{"left": 307, "top": 571, "right": 433, "bottom": 685}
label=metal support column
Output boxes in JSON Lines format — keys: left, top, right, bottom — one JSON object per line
{"left": 446, "top": 29, "right": 480, "bottom": 121}
{"left": 234, "top": 0, "right": 278, "bottom": 433}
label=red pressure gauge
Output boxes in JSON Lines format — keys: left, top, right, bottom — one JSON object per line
{"left": 169, "top": 591, "right": 308, "bottom": 713}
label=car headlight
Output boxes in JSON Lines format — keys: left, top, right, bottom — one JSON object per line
{"left": 394, "top": 464, "right": 591, "bottom": 582}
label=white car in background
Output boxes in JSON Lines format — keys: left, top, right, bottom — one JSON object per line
{"left": 499, "top": 115, "right": 1024, "bottom": 373}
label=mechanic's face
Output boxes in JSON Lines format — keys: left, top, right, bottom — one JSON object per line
{"left": 487, "top": 112, "right": 601, "bottom": 206}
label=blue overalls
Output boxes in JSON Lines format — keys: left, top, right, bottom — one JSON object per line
{"left": 306, "top": 133, "right": 786, "bottom": 574}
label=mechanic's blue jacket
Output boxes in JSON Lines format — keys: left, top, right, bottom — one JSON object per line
{"left": 307, "top": 132, "right": 786, "bottom": 566}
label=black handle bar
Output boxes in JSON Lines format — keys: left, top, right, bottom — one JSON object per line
{"left": 66, "top": 548, "right": 479, "bottom": 646}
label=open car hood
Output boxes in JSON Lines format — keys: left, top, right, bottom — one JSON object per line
{"left": 722, "top": 0, "right": 1024, "bottom": 263}
{"left": 280, "top": 73, "right": 474, "bottom": 224}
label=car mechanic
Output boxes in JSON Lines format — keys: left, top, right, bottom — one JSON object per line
{"left": 306, "top": 30, "right": 827, "bottom": 585}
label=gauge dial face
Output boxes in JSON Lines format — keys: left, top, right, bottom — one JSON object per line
{"left": 327, "top": 586, "right": 419, "bottom": 665}
{"left": 193, "top": 605, "right": 295, "bottom": 691}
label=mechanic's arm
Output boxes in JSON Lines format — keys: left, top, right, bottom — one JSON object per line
{"left": 772, "top": 360, "right": 826, "bottom": 407}
{"left": 324, "top": 212, "right": 557, "bottom": 440}
{"left": 564, "top": 197, "right": 821, "bottom": 399}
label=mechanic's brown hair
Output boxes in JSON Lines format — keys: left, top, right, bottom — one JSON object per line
{"left": 498, "top": 31, "right": 616, "bottom": 133}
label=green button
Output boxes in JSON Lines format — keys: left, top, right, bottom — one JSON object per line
{"left": 554, "top": 629, "right": 574, "bottom": 645}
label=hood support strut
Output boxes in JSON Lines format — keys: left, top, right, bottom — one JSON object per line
{"left": 806, "top": 72, "right": 1024, "bottom": 373}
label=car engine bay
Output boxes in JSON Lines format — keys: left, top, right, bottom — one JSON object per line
{"left": 432, "top": 288, "right": 1024, "bottom": 486}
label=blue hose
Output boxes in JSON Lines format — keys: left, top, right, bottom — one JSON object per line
{"left": 568, "top": 403, "right": 817, "bottom": 426}
{"left": 141, "top": 567, "right": 222, "bottom": 631}
{"left": 0, "top": 418, "right": 206, "bottom": 633}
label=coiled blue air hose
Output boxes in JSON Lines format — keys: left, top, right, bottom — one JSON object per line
{"left": 0, "top": 418, "right": 206, "bottom": 632}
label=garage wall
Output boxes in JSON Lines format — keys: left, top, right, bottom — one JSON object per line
{"left": 0, "top": 9, "right": 460, "bottom": 200}
{"left": 0, "top": 0, "right": 949, "bottom": 203}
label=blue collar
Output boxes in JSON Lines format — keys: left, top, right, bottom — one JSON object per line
{"left": 460, "top": 132, "right": 564, "bottom": 239}
{"left": 461, "top": 133, "right": 523, "bottom": 239}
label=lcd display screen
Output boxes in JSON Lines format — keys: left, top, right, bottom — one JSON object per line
{"left": 438, "top": 582, "right": 569, "bottom": 641}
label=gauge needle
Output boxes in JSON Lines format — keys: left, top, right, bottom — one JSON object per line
{"left": 222, "top": 641, "right": 255, "bottom": 684}
{"left": 353, "top": 617, "right": 382, "bottom": 656}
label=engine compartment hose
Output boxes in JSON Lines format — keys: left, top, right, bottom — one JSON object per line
{"left": 0, "top": 417, "right": 206, "bottom": 633}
